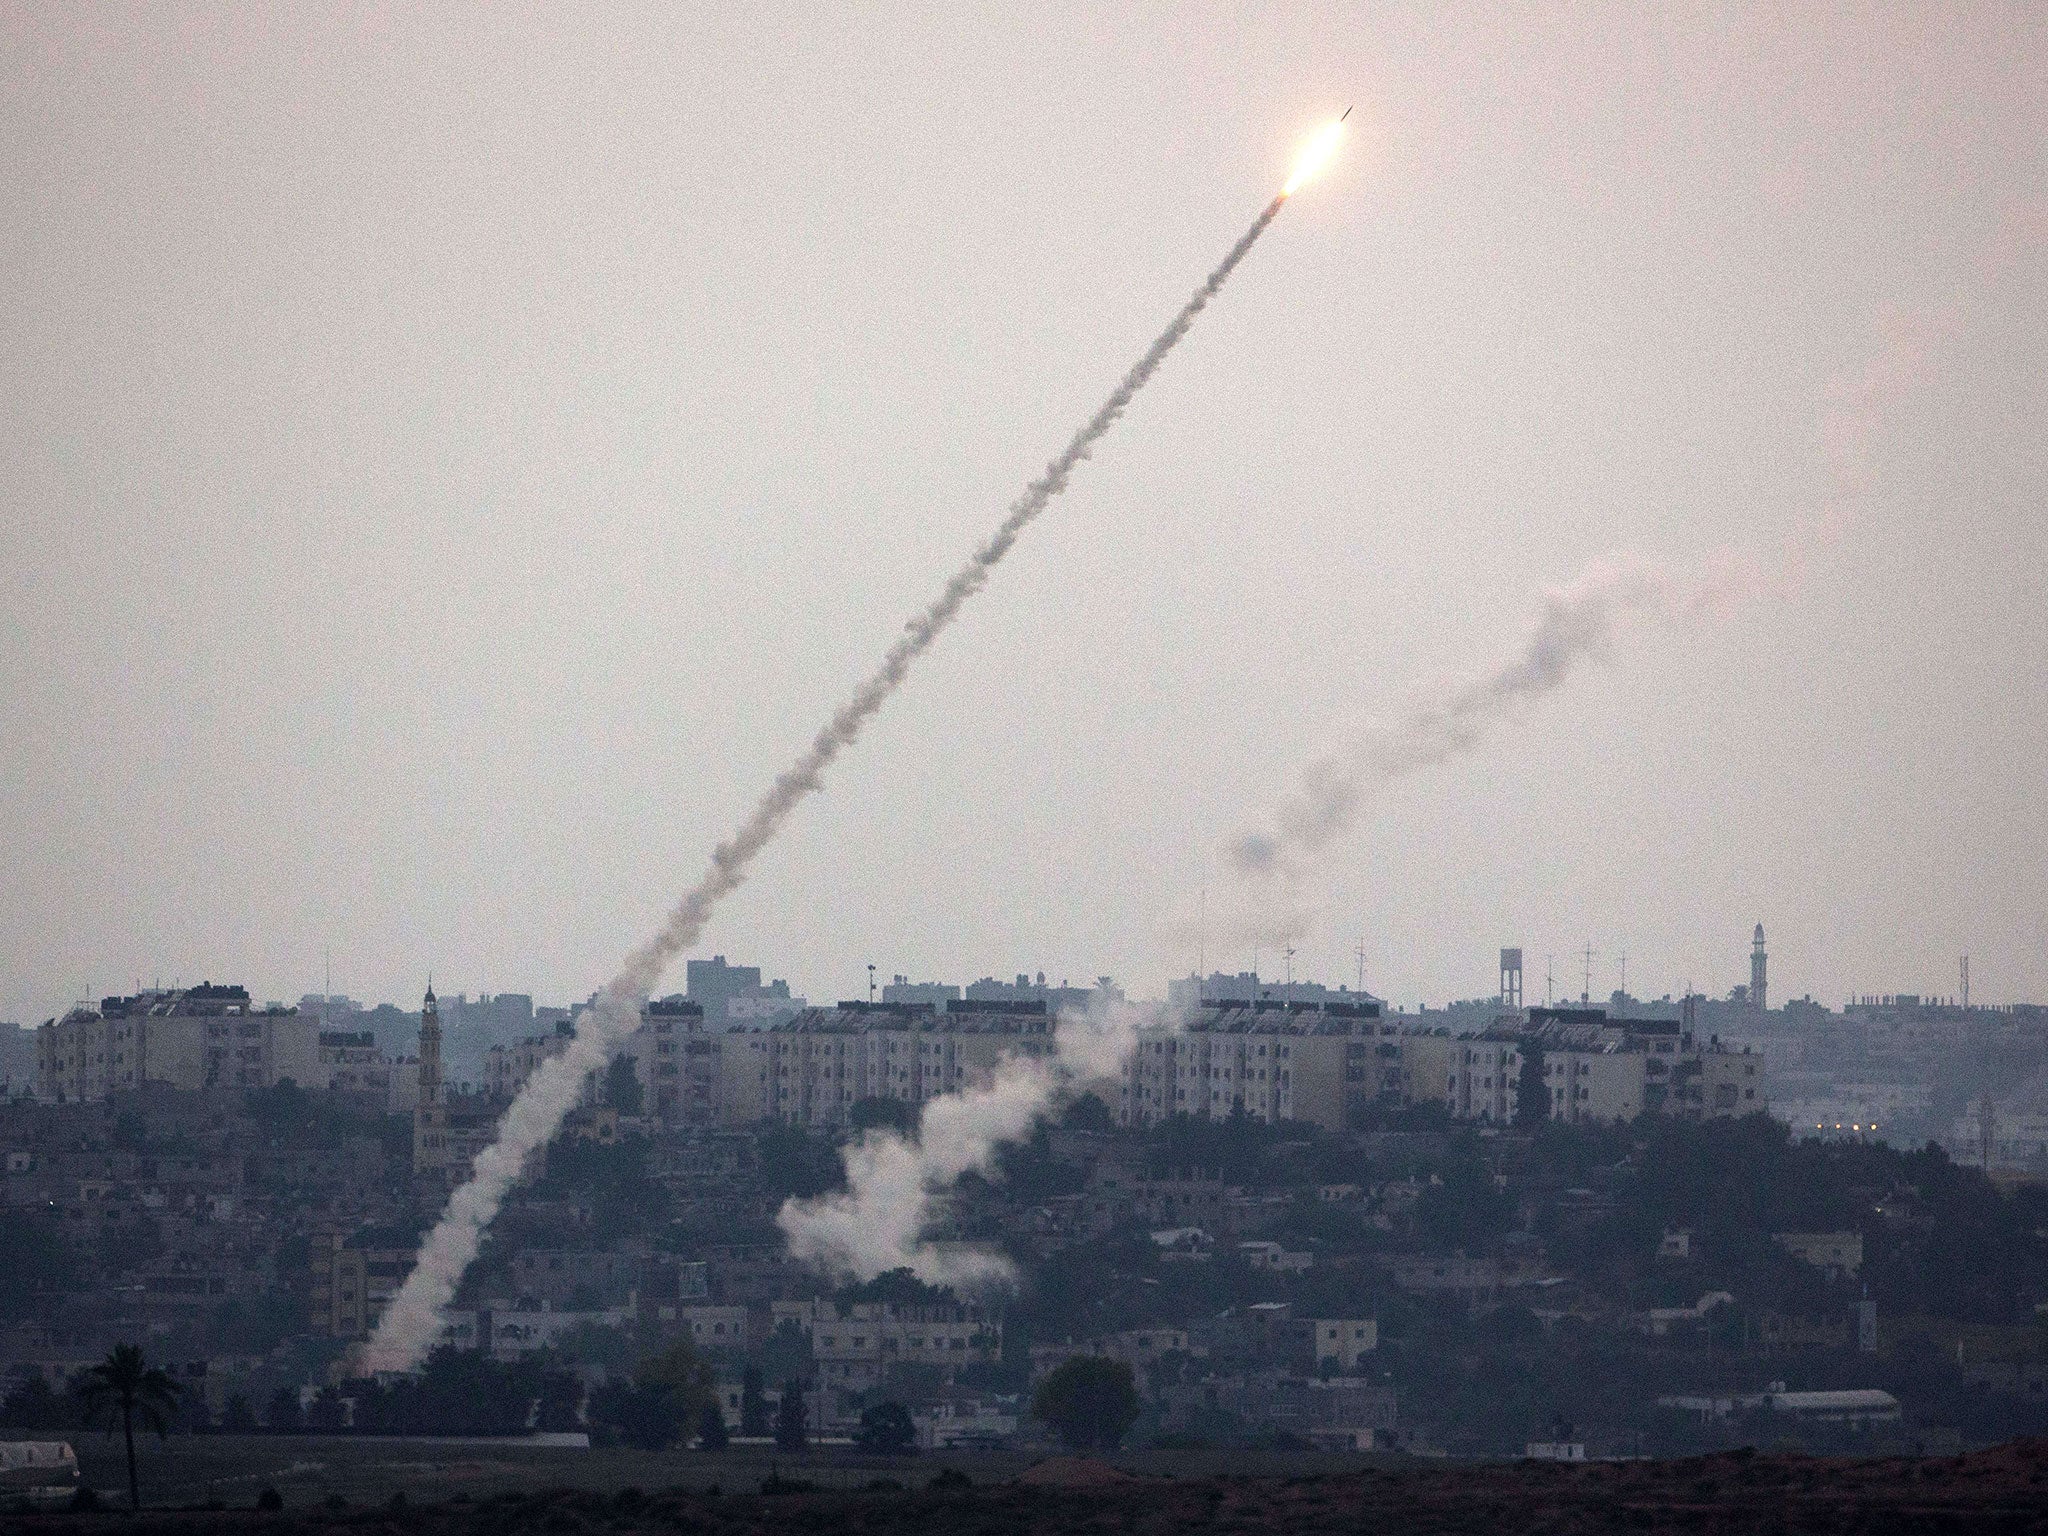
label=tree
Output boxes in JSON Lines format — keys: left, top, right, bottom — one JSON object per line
{"left": 1062, "top": 1092, "right": 1115, "bottom": 1134}
{"left": 220, "top": 1395, "right": 257, "bottom": 1432}
{"left": 588, "top": 1340, "right": 714, "bottom": 1451}
{"left": 535, "top": 1365, "right": 585, "bottom": 1434}
{"left": 1, "top": 1372, "right": 71, "bottom": 1432}
{"left": 1031, "top": 1357, "right": 1139, "bottom": 1453}
{"left": 1516, "top": 1043, "right": 1549, "bottom": 1128}
{"left": 855, "top": 1400, "right": 916, "bottom": 1455}
{"left": 0, "top": 1210, "right": 76, "bottom": 1320}
{"left": 605, "top": 1055, "right": 644, "bottom": 1115}
{"left": 838, "top": 1268, "right": 954, "bottom": 1309}
{"left": 82, "top": 1344, "right": 183, "bottom": 1511}
{"left": 740, "top": 1366, "right": 769, "bottom": 1437}
{"left": 306, "top": 1385, "right": 346, "bottom": 1431}
{"left": 774, "top": 1379, "right": 809, "bottom": 1451}
{"left": 849, "top": 1097, "right": 918, "bottom": 1136}
{"left": 697, "top": 1398, "right": 729, "bottom": 1450}
{"left": 265, "top": 1386, "right": 304, "bottom": 1431}
{"left": 761, "top": 1318, "right": 814, "bottom": 1382}
{"left": 588, "top": 1380, "right": 686, "bottom": 1450}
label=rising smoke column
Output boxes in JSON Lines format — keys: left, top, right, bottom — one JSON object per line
{"left": 363, "top": 147, "right": 1331, "bottom": 1369}
{"left": 777, "top": 996, "right": 1160, "bottom": 1284}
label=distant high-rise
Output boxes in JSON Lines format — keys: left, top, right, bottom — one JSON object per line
{"left": 686, "top": 955, "right": 804, "bottom": 1031}
{"left": 1750, "top": 925, "right": 1768, "bottom": 1014}
{"left": 1500, "top": 949, "right": 1524, "bottom": 1011}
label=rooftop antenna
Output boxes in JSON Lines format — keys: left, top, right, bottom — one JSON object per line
{"left": 1545, "top": 954, "right": 1555, "bottom": 1006}
{"left": 1355, "top": 934, "right": 1366, "bottom": 993}
{"left": 1581, "top": 941, "right": 1594, "bottom": 1005}
{"left": 1199, "top": 885, "right": 1207, "bottom": 981}
{"left": 866, "top": 963, "right": 876, "bottom": 1003}
{"left": 1617, "top": 951, "right": 1628, "bottom": 999}
{"left": 1960, "top": 953, "right": 1970, "bottom": 1010}
{"left": 1284, "top": 945, "right": 1296, "bottom": 1004}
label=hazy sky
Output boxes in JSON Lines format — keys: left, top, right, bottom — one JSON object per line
{"left": 4, "top": 5, "right": 2044, "bottom": 1026}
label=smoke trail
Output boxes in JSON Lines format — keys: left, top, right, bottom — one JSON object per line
{"left": 775, "top": 555, "right": 1756, "bottom": 1285}
{"left": 1193, "top": 553, "right": 1745, "bottom": 950}
{"left": 362, "top": 197, "right": 1290, "bottom": 1372}
{"left": 777, "top": 998, "right": 1162, "bottom": 1284}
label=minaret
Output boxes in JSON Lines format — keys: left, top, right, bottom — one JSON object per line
{"left": 1750, "top": 925, "right": 1768, "bottom": 1014}
{"left": 413, "top": 981, "right": 447, "bottom": 1184}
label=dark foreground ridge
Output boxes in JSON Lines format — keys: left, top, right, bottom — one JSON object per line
{"left": 13, "top": 1440, "right": 2048, "bottom": 1536}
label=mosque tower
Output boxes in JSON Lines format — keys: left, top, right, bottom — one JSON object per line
{"left": 412, "top": 982, "right": 447, "bottom": 1184}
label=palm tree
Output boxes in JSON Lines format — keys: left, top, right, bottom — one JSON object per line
{"left": 82, "top": 1343, "right": 183, "bottom": 1511}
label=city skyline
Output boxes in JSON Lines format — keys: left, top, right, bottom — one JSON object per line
{"left": 5, "top": 12, "right": 2045, "bottom": 1065}
{"left": 5, "top": 921, "right": 2015, "bottom": 1033}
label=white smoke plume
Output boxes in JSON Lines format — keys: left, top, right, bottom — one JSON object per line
{"left": 362, "top": 197, "right": 1291, "bottom": 1372}
{"left": 1191, "top": 551, "right": 1751, "bottom": 951}
{"left": 776, "top": 997, "right": 1164, "bottom": 1285}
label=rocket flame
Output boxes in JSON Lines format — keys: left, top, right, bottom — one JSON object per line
{"left": 1282, "top": 117, "right": 1347, "bottom": 197}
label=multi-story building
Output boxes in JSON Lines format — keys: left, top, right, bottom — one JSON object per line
{"left": 36, "top": 984, "right": 320, "bottom": 1102}
{"left": 1122, "top": 1001, "right": 1387, "bottom": 1131}
{"left": 1402, "top": 1033, "right": 1521, "bottom": 1123}
{"left": 318, "top": 1031, "right": 389, "bottom": 1096}
{"left": 1121, "top": 1001, "right": 1759, "bottom": 1132}
{"left": 1527, "top": 1008, "right": 1766, "bottom": 1125}
{"left": 752, "top": 999, "right": 1058, "bottom": 1129}
{"left": 625, "top": 997, "right": 712, "bottom": 1124}
{"left": 309, "top": 1228, "right": 421, "bottom": 1340}
{"left": 684, "top": 956, "right": 805, "bottom": 1031}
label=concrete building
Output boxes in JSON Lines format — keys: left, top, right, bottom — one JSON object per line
{"left": 1122, "top": 1000, "right": 1759, "bottom": 1133}
{"left": 755, "top": 999, "right": 1057, "bottom": 1129}
{"left": 1123, "top": 1000, "right": 1388, "bottom": 1132}
{"left": 1525, "top": 1009, "right": 1765, "bottom": 1126}
{"left": 1773, "top": 1231, "right": 1864, "bottom": 1277}
{"left": 309, "top": 1228, "right": 421, "bottom": 1340}
{"left": 36, "top": 985, "right": 320, "bottom": 1101}
{"left": 1403, "top": 1033, "right": 1521, "bottom": 1123}
{"left": 318, "top": 1031, "right": 389, "bottom": 1096}
{"left": 1166, "top": 972, "right": 1382, "bottom": 1012}
{"left": 685, "top": 956, "right": 804, "bottom": 1031}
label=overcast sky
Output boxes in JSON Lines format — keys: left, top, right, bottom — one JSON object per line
{"left": 3, "top": 5, "right": 2044, "bottom": 1026}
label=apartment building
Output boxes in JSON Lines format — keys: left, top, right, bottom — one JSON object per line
{"left": 754, "top": 999, "right": 1057, "bottom": 1129}
{"left": 1123, "top": 1000, "right": 1386, "bottom": 1131}
{"left": 309, "top": 1228, "right": 421, "bottom": 1340}
{"left": 37, "top": 985, "right": 321, "bottom": 1102}
{"left": 1120, "top": 1002, "right": 1760, "bottom": 1132}
{"left": 1528, "top": 1009, "right": 1767, "bottom": 1126}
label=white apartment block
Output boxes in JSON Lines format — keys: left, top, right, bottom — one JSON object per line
{"left": 1122, "top": 1003, "right": 1762, "bottom": 1133}
{"left": 37, "top": 984, "right": 323, "bottom": 1102}
{"left": 1123, "top": 1001, "right": 1387, "bottom": 1132}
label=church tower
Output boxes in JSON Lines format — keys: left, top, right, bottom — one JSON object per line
{"left": 412, "top": 982, "right": 447, "bottom": 1184}
{"left": 1750, "top": 925, "right": 1768, "bottom": 1014}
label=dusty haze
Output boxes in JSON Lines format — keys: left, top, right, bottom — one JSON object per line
{"left": 3, "top": 6, "right": 2045, "bottom": 1021}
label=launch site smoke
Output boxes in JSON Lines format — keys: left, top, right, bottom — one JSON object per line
{"left": 363, "top": 125, "right": 1346, "bottom": 1371}
{"left": 777, "top": 995, "right": 1168, "bottom": 1286}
